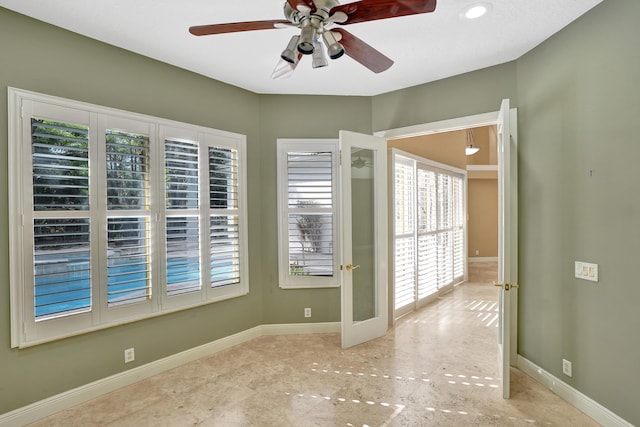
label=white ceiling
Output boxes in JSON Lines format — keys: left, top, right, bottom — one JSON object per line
{"left": 0, "top": 0, "right": 602, "bottom": 96}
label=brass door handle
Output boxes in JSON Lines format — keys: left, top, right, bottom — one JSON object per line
{"left": 346, "top": 264, "right": 361, "bottom": 271}
{"left": 493, "top": 282, "right": 519, "bottom": 291}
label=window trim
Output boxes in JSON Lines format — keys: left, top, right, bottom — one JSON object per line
{"left": 276, "top": 139, "right": 341, "bottom": 289}
{"left": 8, "top": 87, "right": 249, "bottom": 348}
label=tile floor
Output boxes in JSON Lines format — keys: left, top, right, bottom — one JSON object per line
{"left": 28, "top": 263, "right": 599, "bottom": 426}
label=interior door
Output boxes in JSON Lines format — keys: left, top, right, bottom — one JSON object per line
{"left": 340, "top": 130, "right": 388, "bottom": 349}
{"left": 496, "top": 99, "right": 518, "bottom": 399}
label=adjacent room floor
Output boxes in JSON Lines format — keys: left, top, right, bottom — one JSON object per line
{"left": 28, "top": 263, "right": 599, "bottom": 426}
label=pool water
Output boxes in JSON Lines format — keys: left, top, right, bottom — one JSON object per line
{"left": 34, "top": 258, "right": 237, "bottom": 318}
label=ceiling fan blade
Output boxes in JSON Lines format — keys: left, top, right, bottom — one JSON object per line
{"left": 332, "top": 29, "right": 393, "bottom": 73}
{"left": 286, "top": 0, "right": 317, "bottom": 13}
{"left": 189, "top": 20, "right": 290, "bottom": 36}
{"left": 330, "top": 0, "right": 436, "bottom": 25}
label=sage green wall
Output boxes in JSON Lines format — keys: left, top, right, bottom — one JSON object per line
{"left": 372, "top": 62, "right": 518, "bottom": 132}
{"left": 516, "top": 1, "right": 639, "bottom": 424}
{"left": 0, "top": 9, "right": 264, "bottom": 414}
{"left": 258, "top": 95, "right": 372, "bottom": 324}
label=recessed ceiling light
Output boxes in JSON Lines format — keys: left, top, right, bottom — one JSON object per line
{"left": 462, "top": 3, "right": 492, "bottom": 20}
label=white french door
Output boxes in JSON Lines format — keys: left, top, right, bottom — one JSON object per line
{"left": 496, "top": 98, "right": 518, "bottom": 399}
{"left": 340, "top": 130, "right": 388, "bottom": 349}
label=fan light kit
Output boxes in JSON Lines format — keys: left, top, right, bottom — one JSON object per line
{"left": 189, "top": 0, "right": 437, "bottom": 78}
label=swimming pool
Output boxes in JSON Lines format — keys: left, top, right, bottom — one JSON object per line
{"left": 34, "top": 256, "right": 237, "bottom": 319}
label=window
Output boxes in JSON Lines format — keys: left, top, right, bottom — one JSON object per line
{"left": 392, "top": 149, "right": 466, "bottom": 316}
{"left": 394, "top": 158, "right": 416, "bottom": 310}
{"left": 277, "top": 140, "right": 340, "bottom": 288}
{"left": 9, "top": 88, "right": 248, "bottom": 347}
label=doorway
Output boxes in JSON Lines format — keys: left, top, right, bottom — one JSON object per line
{"left": 375, "top": 100, "right": 518, "bottom": 397}
{"left": 388, "top": 125, "right": 499, "bottom": 320}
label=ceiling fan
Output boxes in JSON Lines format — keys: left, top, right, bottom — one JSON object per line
{"left": 352, "top": 154, "right": 372, "bottom": 168}
{"left": 189, "top": 0, "right": 437, "bottom": 78}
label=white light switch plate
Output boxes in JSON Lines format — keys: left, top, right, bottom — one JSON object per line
{"left": 575, "top": 261, "right": 598, "bottom": 282}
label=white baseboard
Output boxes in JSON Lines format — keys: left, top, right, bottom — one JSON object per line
{"left": 261, "top": 321, "right": 341, "bottom": 336}
{"left": 517, "top": 355, "right": 633, "bottom": 427}
{"left": 468, "top": 257, "right": 498, "bottom": 263}
{"left": 0, "top": 322, "right": 340, "bottom": 427}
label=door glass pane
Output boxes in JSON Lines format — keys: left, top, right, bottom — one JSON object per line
{"left": 351, "top": 148, "right": 377, "bottom": 322}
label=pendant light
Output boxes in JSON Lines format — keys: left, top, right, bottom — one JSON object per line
{"left": 465, "top": 129, "right": 480, "bottom": 155}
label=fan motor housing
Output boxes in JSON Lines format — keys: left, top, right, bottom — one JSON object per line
{"left": 283, "top": 0, "right": 341, "bottom": 24}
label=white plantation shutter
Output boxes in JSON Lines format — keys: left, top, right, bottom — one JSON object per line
{"left": 33, "top": 218, "right": 92, "bottom": 319}
{"left": 287, "top": 151, "right": 333, "bottom": 274}
{"left": 208, "top": 146, "right": 241, "bottom": 288}
{"left": 31, "top": 118, "right": 92, "bottom": 321}
{"left": 160, "top": 129, "right": 248, "bottom": 307}
{"left": 10, "top": 89, "right": 248, "bottom": 347}
{"left": 438, "top": 232, "right": 454, "bottom": 286}
{"left": 395, "top": 163, "right": 414, "bottom": 235}
{"left": 418, "top": 169, "right": 438, "bottom": 233}
{"left": 453, "top": 176, "right": 465, "bottom": 280}
{"left": 417, "top": 168, "right": 438, "bottom": 299}
{"left": 209, "top": 216, "right": 240, "bottom": 287}
{"left": 393, "top": 150, "right": 467, "bottom": 318}
{"left": 165, "top": 140, "right": 200, "bottom": 209}
{"left": 437, "top": 174, "right": 454, "bottom": 288}
{"left": 164, "top": 139, "right": 202, "bottom": 296}
{"left": 106, "top": 218, "right": 151, "bottom": 306}
{"left": 277, "top": 140, "right": 339, "bottom": 288}
{"left": 105, "top": 129, "right": 150, "bottom": 210}
{"left": 31, "top": 119, "right": 90, "bottom": 211}
{"left": 394, "top": 161, "right": 415, "bottom": 311}
{"left": 105, "top": 128, "right": 152, "bottom": 307}
{"left": 417, "top": 234, "right": 438, "bottom": 299}
{"left": 208, "top": 147, "right": 238, "bottom": 210}
{"left": 394, "top": 236, "right": 415, "bottom": 310}
{"left": 165, "top": 216, "right": 201, "bottom": 295}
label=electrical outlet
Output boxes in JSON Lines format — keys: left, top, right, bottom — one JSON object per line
{"left": 475, "top": 249, "right": 479, "bottom": 256}
{"left": 562, "top": 359, "right": 572, "bottom": 377}
{"left": 124, "top": 348, "right": 135, "bottom": 363}
{"left": 304, "top": 307, "right": 311, "bottom": 318}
